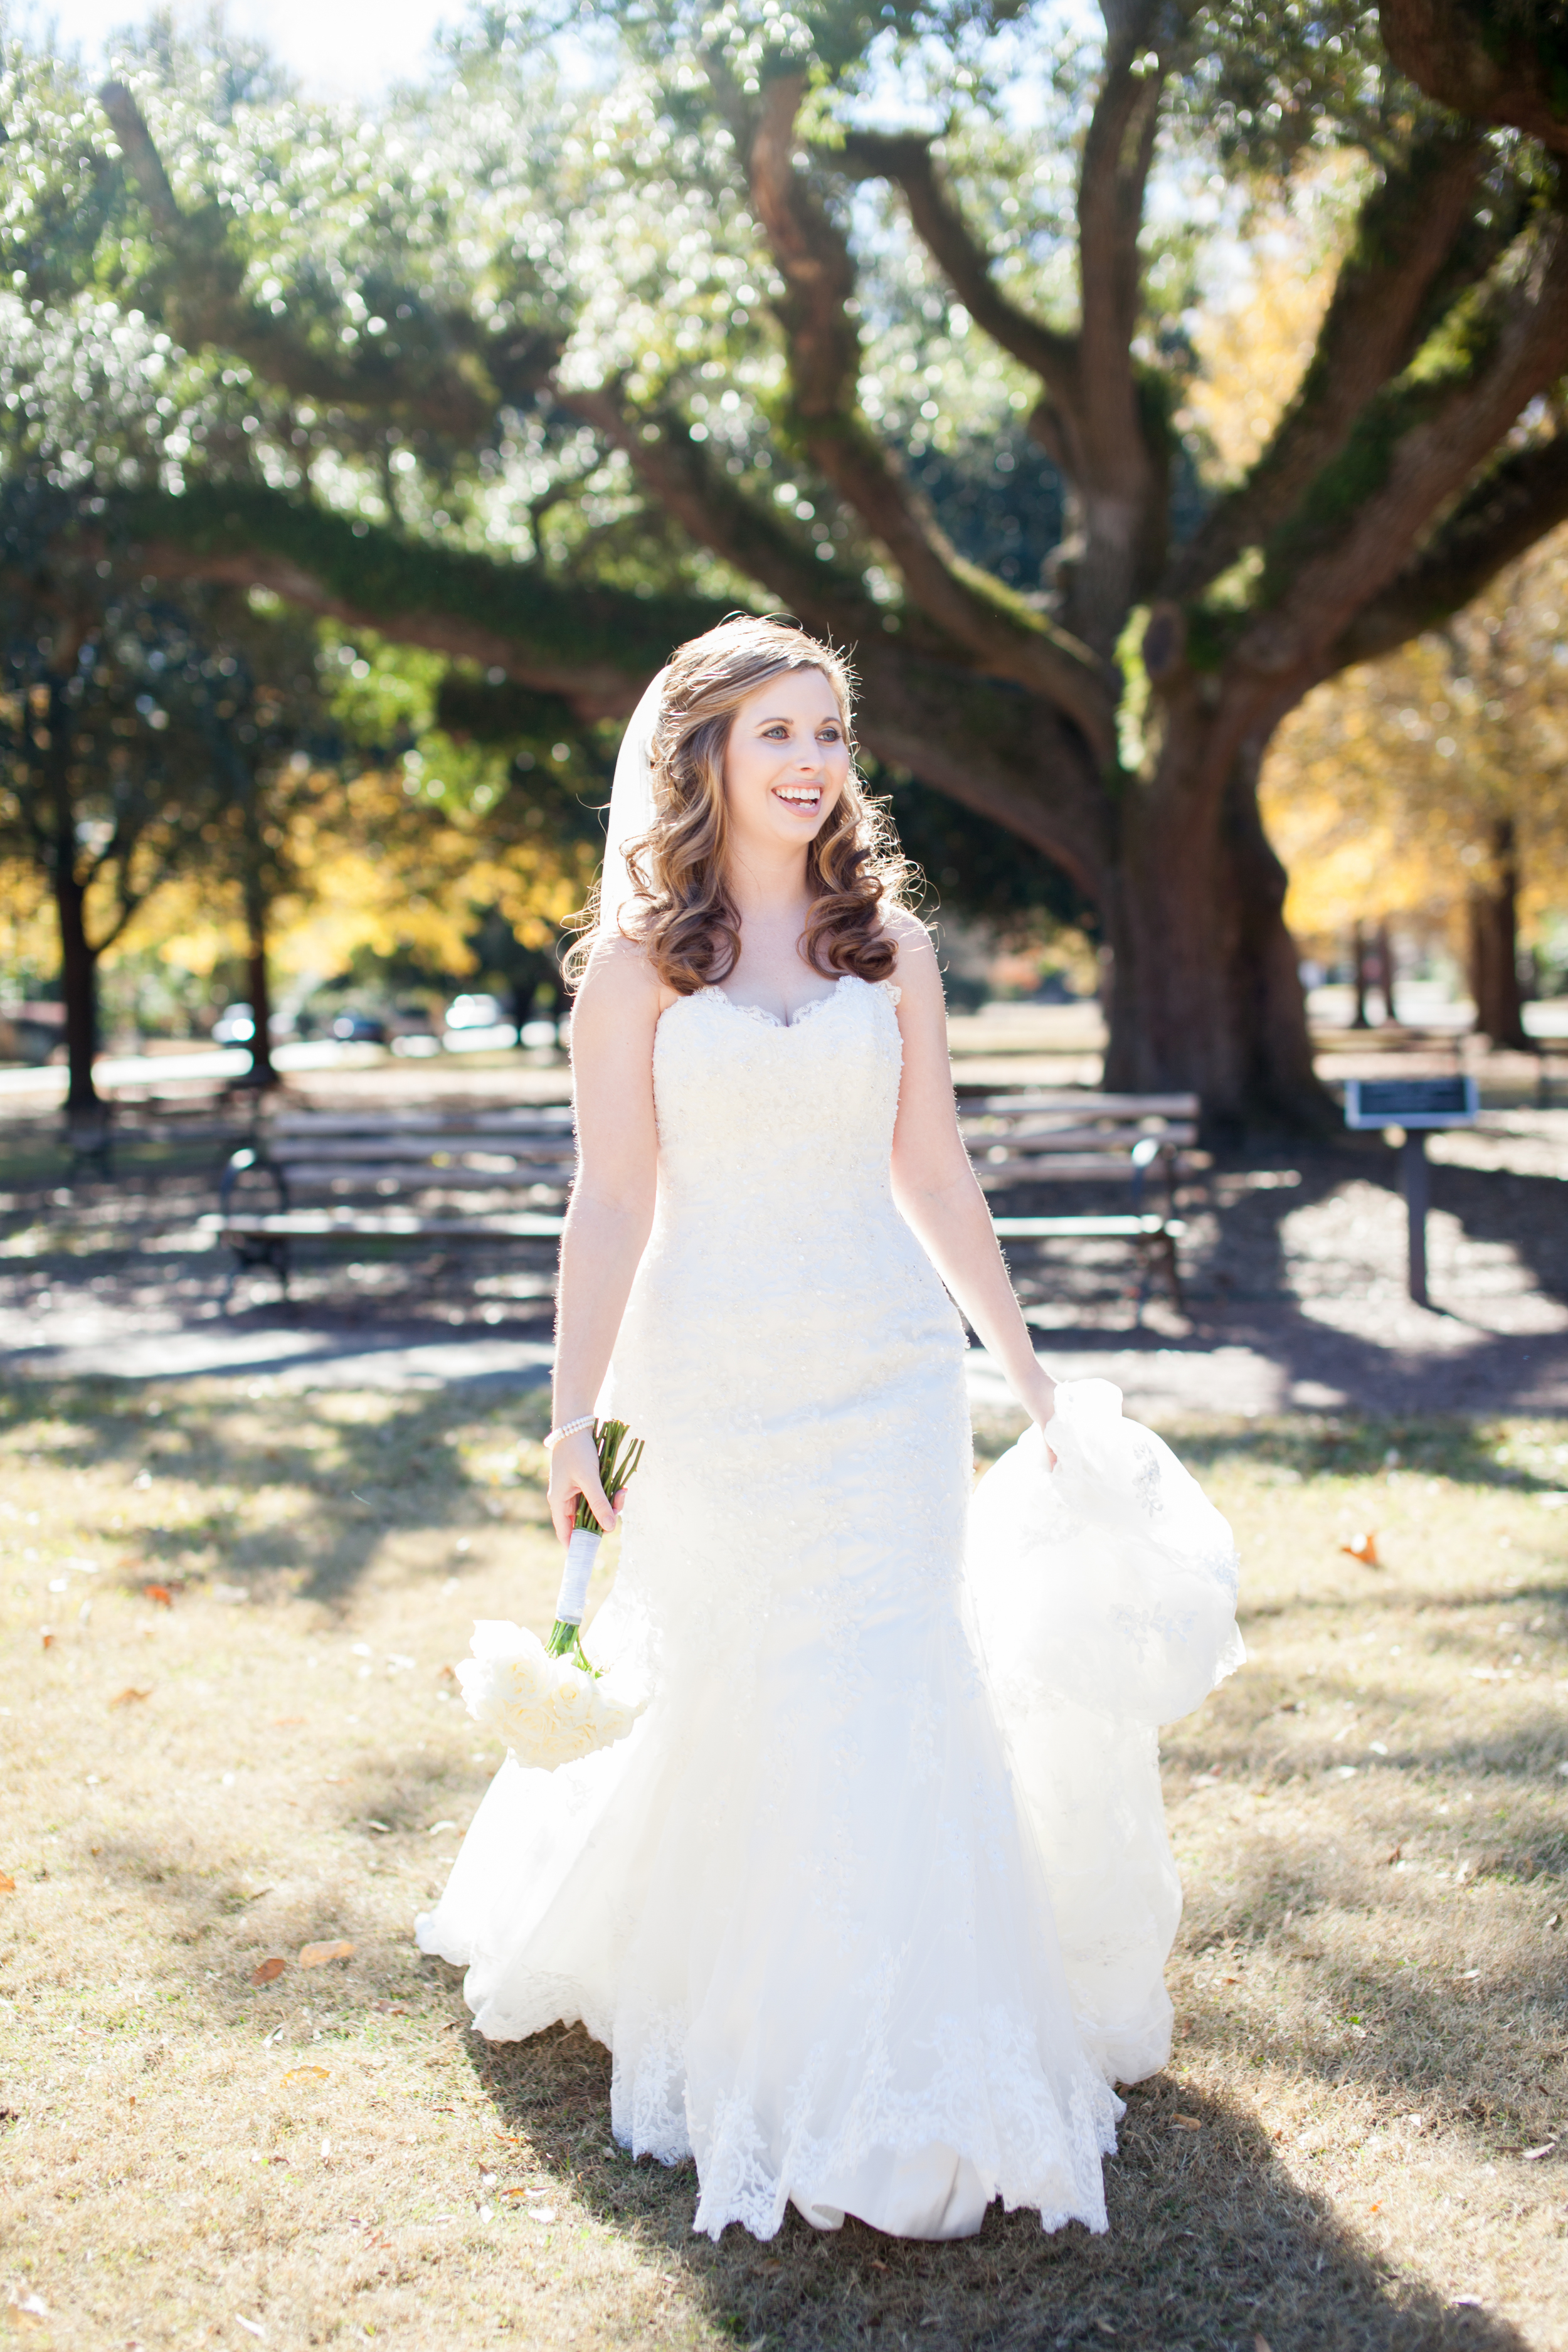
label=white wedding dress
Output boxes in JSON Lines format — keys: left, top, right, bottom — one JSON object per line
{"left": 416, "top": 975, "right": 1242, "bottom": 2241}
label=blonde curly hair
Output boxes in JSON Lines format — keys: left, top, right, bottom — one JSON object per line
{"left": 566, "top": 615, "right": 912, "bottom": 995}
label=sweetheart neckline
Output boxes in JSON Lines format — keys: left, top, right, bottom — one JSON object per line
{"left": 658, "top": 973, "right": 861, "bottom": 1034}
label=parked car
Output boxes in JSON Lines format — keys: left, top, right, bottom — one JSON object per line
{"left": 443, "top": 992, "right": 506, "bottom": 1032}
{"left": 389, "top": 1002, "right": 443, "bottom": 1057}
{"left": 0, "top": 1002, "right": 64, "bottom": 1065}
{"left": 330, "top": 1009, "right": 388, "bottom": 1044}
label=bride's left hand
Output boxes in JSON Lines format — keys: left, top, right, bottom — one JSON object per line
{"left": 1025, "top": 1375, "right": 1059, "bottom": 1470}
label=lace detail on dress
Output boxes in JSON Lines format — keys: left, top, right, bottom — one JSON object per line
{"left": 696, "top": 975, "right": 853, "bottom": 1031}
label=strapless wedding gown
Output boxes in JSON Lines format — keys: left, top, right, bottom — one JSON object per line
{"left": 416, "top": 975, "right": 1241, "bottom": 2242}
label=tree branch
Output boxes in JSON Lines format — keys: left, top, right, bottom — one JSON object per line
{"left": 830, "top": 131, "right": 1079, "bottom": 410}
{"left": 1380, "top": 0, "right": 1568, "bottom": 156}
{"left": 103, "top": 482, "right": 728, "bottom": 720}
{"left": 744, "top": 75, "right": 1116, "bottom": 756}
{"left": 97, "top": 82, "right": 559, "bottom": 440}
{"left": 558, "top": 384, "right": 886, "bottom": 644}
{"left": 1326, "top": 430, "right": 1568, "bottom": 669}
{"left": 852, "top": 639, "right": 1111, "bottom": 893}
{"left": 1166, "top": 129, "right": 1487, "bottom": 600}
{"left": 1064, "top": 8, "right": 1185, "bottom": 654}
{"left": 1233, "top": 210, "right": 1568, "bottom": 679}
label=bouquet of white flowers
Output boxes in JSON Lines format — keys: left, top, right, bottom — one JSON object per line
{"left": 457, "top": 1619, "right": 644, "bottom": 1767}
{"left": 457, "top": 1419, "right": 647, "bottom": 1771}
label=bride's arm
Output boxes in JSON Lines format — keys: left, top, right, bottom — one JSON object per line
{"left": 547, "top": 942, "right": 663, "bottom": 1544}
{"left": 886, "top": 919, "right": 1057, "bottom": 1438}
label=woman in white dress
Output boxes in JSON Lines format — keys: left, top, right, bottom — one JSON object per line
{"left": 416, "top": 615, "right": 1242, "bottom": 2244}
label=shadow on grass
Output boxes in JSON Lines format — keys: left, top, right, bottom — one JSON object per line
{"left": 461, "top": 2021, "right": 1531, "bottom": 2352}
{"left": 0, "top": 1374, "right": 551, "bottom": 1606}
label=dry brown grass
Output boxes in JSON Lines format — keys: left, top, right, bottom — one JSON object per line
{"left": 1, "top": 1379, "right": 1565, "bottom": 2352}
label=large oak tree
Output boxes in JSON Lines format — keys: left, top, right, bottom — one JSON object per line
{"left": 8, "top": 0, "right": 1568, "bottom": 1129}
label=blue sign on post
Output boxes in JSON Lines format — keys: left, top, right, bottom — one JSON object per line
{"left": 1342, "top": 1076, "right": 1478, "bottom": 1306}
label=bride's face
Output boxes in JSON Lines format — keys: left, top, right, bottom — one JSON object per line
{"left": 721, "top": 667, "right": 850, "bottom": 855}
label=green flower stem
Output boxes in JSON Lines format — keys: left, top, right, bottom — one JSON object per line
{"left": 550, "top": 1419, "right": 647, "bottom": 1674}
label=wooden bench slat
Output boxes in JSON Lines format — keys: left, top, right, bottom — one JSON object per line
{"left": 993, "top": 1215, "right": 1188, "bottom": 1237}
{"left": 958, "top": 1091, "right": 1199, "bottom": 1115}
{"left": 202, "top": 1211, "right": 566, "bottom": 1239}
{"left": 975, "top": 1155, "right": 1168, "bottom": 1182}
{"left": 963, "top": 1123, "right": 1197, "bottom": 1151}
{"left": 267, "top": 1111, "right": 572, "bottom": 1134}
{"left": 267, "top": 1153, "right": 574, "bottom": 1176}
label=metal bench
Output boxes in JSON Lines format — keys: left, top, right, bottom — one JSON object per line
{"left": 957, "top": 1088, "right": 1197, "bottom": 1311}
{"left": 202, "top": 1107, "right": 573, "bottom": 1304}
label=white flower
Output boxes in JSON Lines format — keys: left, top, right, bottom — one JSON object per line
{"left": 458, "top": 1620, "right": 644, "bottom": 1769}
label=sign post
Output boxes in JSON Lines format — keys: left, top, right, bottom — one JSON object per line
{"left": 1343, "top": 1076, "right": 1479, "bottom": 1308}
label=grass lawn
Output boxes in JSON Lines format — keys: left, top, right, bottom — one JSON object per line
{"left": 1, "top": 1380, "right": 1565, "bottom": 2351}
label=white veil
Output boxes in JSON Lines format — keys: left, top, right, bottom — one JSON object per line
{"left": 598, "top": 667, "right": 669, "bottom": 940}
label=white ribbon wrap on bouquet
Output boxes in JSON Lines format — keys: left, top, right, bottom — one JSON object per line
{"left": 965, "top": 1376, "right": 1243, "bottom": 2085}
{"left": 554, "top": 1527, "right": 602, "bottom": 1627}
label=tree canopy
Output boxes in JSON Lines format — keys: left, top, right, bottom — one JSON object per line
{"left": 3, "top": 0, "right": 1566, "bottom": 1123}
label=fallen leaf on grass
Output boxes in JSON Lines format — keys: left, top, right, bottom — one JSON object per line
{"left": 1172, "top": 2114, "right": 1203, "bottom": 2131}
{"left": 366, "top": 1820, "right": 393, "bottom": 1835}
{"left": 282, "top": 2065, "right": 331, "bottom": 2085}
{"left": 1255, "top": 2338, "right": 1273, "bottom": 2352}
{"left": 273, "top": 1715, "right": 304, "bottom": 1728}
{"left": 250, "top": 1957, "right": 287, "bottom": 1986}
{"left": 110, "top": 1687, "right": 151, "bottom": 1707}
{"left": 235, "top": 2319, "right": 265, "bottom": 2341}
{"left": 0, "top": 1872, "right": 14, "bottom": 1894}
{"left": 144, "top": 1584, "right": 174, "bottom": 1607}
{"left": 1338, "top": 1532, "right": 1379, "bottom": 1565}
{"left": 40, "top": 1629, "right": 53, "bottom": 1649}
{"left": 299, "top": 1939, "right": 354, "bottom": 1968}
{"left": 1522, "top": 2142, "right": 1557, "bottom": 2161}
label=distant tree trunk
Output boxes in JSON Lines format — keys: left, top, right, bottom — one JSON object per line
{"left": 1097, "top": 730, "right": 1335, "bottom": 1142}
{"left": 1377, "top": 919, "right": 1397, "bottom": 1025}
{"left": 1468, "top": 814, "right": 1530, "bottom": 1049}
{"left": 45, "top": 678, "right": 101, "bottom": 1124}
{"left": 240, "top": 855, "right": 277, "bottom": 1088}
{"left": 1350, "top": 919, "right": 1372, "bottom": 1029}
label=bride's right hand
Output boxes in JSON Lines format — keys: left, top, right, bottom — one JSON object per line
{"left": 548, "top": 1428, "right": 618, "bottom": 1547}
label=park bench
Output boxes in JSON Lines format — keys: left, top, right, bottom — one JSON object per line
{"left": 202, "top": 1107, "right": 572, "bottom": 1304}
{"left": 204, "top": 1088, "right": 1196, "bottom": 1315}
{"left": 956, "top": 1088, "right": 1198, "bottom": 1310}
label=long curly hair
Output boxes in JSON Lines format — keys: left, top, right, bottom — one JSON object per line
{"left": 566, "top": 615, "right": 912, "bottom": 995}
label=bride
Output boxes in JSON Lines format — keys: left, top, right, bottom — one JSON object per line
{"left": 416, "top": 614, "right": 1242, "bottom": 2243}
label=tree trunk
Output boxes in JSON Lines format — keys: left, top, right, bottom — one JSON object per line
{"left": 1467, "top": 815, "right": 1530, "bottom": 1049}
{"left": 44, "top": 681, "right": 101, "bottom": 1125}
{"left": 241, "top": 862, "right": 277, "bottom": 1089}
{"left": 1377, "top": 921, "right": 1397, "bottom": 1025}
{"left": 1098, "top": 729, "right": 1336, "bottom": 1142}
{"left": 1350, "top": 919, "right": 1372, "bottom": 1029}
{"left": 53, "top": 859, "right": 100, "bottom": 1121}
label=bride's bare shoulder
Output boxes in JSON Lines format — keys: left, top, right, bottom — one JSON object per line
{"left": 571, "top": 932, "right": 668, "bottom": 1027}
{"left": 878, "top": 908, "right": 940, "bottom": 991}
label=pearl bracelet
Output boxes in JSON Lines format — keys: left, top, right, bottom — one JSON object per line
{"left": 544, "top": 1414, "right": 595, "bottom": 1452}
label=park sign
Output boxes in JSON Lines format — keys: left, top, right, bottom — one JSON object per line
{"left": 1342, "top": 1075, "right": 1479, "bottom": 1307}
{"left": 1342, "top": 1076, "right": 1479, "bottom": 1130}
